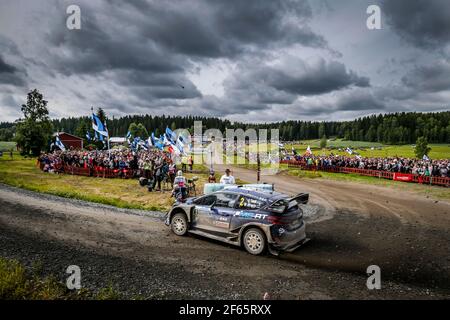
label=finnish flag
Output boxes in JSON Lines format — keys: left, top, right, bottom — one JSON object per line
{"left": 55, "top": 134, "right": 66, "bottom": 151}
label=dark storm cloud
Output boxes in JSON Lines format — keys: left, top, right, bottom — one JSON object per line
{"left": 226, "top": 57, "right": 369, "bottom": 104}
{"left": 381, "top": 0, "right": 450, "bottom": 50}
{"left": 38, "top": 1, "right": 199, "bottom": 105}
{"left": 128, "top": 85, "right": 200, "bottom": 100}
{"left": 113, "top": 70, "right": 202, "bottom": 99}
{"left": 0, "top": 56, "right": 16, "bottom": 74}
{"left": 298, "top": 89, "right": 385, "bottom": 116}
{"left": 195, "top": 56, "right": 373, "bottom": 118}
{"left": 44, "top": 0, "right": 330, "bottom": 72}
{"left": 45, "top": 0, "right": 330, "bottom": 74}
{"left": 402, "top": 61, "right": 450, "bottom": 93}
{"left": 0, "top": 55, "right": 25, "bottom": 86}
{"left": 0, "top": 37, "right": 27, "bottom": 86}
{"left": 32, "top": 0, "right": 333, "bottom": 114}
{"left": 1, "top": 0, "right": 446, "bottom": 122}
{"left": 335, "top": 90, "right": 384, "bottom": 111}
{"left": 268, "top": 59, "right": 370, "bottom": 96}
{"left": 122, "top": 0, "right": 329, "bottom": 58}
{"left": 224, "top": 70, "right": 298, "bottom": 107}
{"left": 46, "top": 8, "right": 185, "bottom": 75}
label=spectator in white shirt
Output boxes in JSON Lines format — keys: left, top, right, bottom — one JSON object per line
{"left": 220, "top": 169, "right": 236, "bottom": 184}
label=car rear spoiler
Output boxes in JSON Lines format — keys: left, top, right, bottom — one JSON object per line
{"left": 288, "top": 193, "right": 309, "bottom": 205}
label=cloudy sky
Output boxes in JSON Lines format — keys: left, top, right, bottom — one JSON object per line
{"left": 0, "top": 0, "right": 449, "bottom": 122}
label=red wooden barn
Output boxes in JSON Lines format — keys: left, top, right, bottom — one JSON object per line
{"left": 54, "top": 132, "right": 83, "bottom": 149}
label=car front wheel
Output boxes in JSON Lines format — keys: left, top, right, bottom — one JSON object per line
{"left": 171, "top": 213, "right": 188, "bottom": 236}
{"left": 243, "top": 228, "right": 266, "bottom": 255}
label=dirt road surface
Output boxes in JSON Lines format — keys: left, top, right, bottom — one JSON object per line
{"left": 1, "top": 169, "right": 449, "bottom": 299}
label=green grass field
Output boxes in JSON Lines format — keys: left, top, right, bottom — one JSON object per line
{"left": 287, "top": 139, "right": 450, "bottom": 159}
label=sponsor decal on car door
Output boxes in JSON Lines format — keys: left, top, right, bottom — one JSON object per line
{"left": 193, "top": 195, "right": 217, "bottom": 231}
{"left": 210, "top": 207, "right": 234, "bottom": 233}
{"left": 207, "top": 193, "right": 238, "bottom": 234}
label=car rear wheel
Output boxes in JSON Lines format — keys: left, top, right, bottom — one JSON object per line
{"left": 243, "top": 228, "right": 266, "bottom": 255}
{"left": 171, "top": 213, "right": 188, "bottom": 236}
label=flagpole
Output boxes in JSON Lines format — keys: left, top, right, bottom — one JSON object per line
{"left": 106, "top": 120, "right": 110, "bottom": 156}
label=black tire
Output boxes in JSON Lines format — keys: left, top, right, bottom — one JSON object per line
{"left": 242, "top": 228, "right": 266, "bottom": 255}
{"left": 171, "top": 213, "right": 188, "bottom": 236}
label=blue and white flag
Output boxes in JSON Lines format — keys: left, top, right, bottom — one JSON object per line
{"left": 86, "top": 131, "right": 91, "bottom": 141}
{"left": 151, "top": 132, "right": 164, "bottom": 150}
{"left": 91, "top": 113, "right": 108, "bottom": 140}
{"left": 126, "top": 131, "right": 132, "bottom": 144}
{"left": 422, "top": 154, "right": 430, "bottom": 161}
{"left": 161, "top": 134, "right": 169, "bottom": 147}
{"left": 162, "top": 133, "right": 169, "bottom": 146}
{"left": 55, "top": 134, "right": 66, "bottom": 151}
{"left": 165, "top": 127, "right": 176, "bottom": 144}
{"left": 175, "top": 134, "right": 188, "bottom": 155}
{"left": 176, "top": 139, "right": 184, "bottom": 154}
{"left": 146, "top": 136, "right": 153, "bottom": 147}
{"left": 131, "top": 137, "right": 141, "bottom": 151}
{"left": 345, "top": 147, "right": 353, "bottom": 155}
{"left": 140, "top": 139, "right": 149, "bottom": 151}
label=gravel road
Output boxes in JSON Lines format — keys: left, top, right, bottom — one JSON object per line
{"left": 0, "top": 176, "right": 449, "bottom": 299}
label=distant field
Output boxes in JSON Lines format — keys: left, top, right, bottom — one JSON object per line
{"left": 287, "top": 139, "right": 450, "bottom": 159}
{"left": 0, "top": 141, "right": 15, "bottom": 152}
{"left": 293, "top": 139, "right": 384, "bottom": 148}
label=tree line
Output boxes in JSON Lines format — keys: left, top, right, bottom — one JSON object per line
{"left": 55, "top": 111, "right": 450, "bottom": 145}
{"left": 3, "top": 110, "right": 450, "bottom": 145}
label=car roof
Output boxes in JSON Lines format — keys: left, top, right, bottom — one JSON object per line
{"left": 216, "top": 187, "right": 287, "bottom": 201}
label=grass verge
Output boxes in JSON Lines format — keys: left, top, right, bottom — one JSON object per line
{"left": 0, "top": 257, "right": 124, "bottom": 300}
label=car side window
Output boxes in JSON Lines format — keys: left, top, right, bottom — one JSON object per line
{"left": 215, "top": 193, "right": 238, "bottom": 208}
{"left": 194, "top": 195, "right": 216, "bottom": 206}
{"left": 236, "top": 195, "right": 265, "bottom": 210}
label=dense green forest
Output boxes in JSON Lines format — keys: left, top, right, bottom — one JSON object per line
{"left": 1, "top": 111, "right": 450, "bottom": 144}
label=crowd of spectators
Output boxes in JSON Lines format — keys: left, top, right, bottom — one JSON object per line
{"left": 283, "top": 153, "right": 450, "bottom": 177}
{"left": 38, "top": 148, "right": 179, "bottom": 190}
